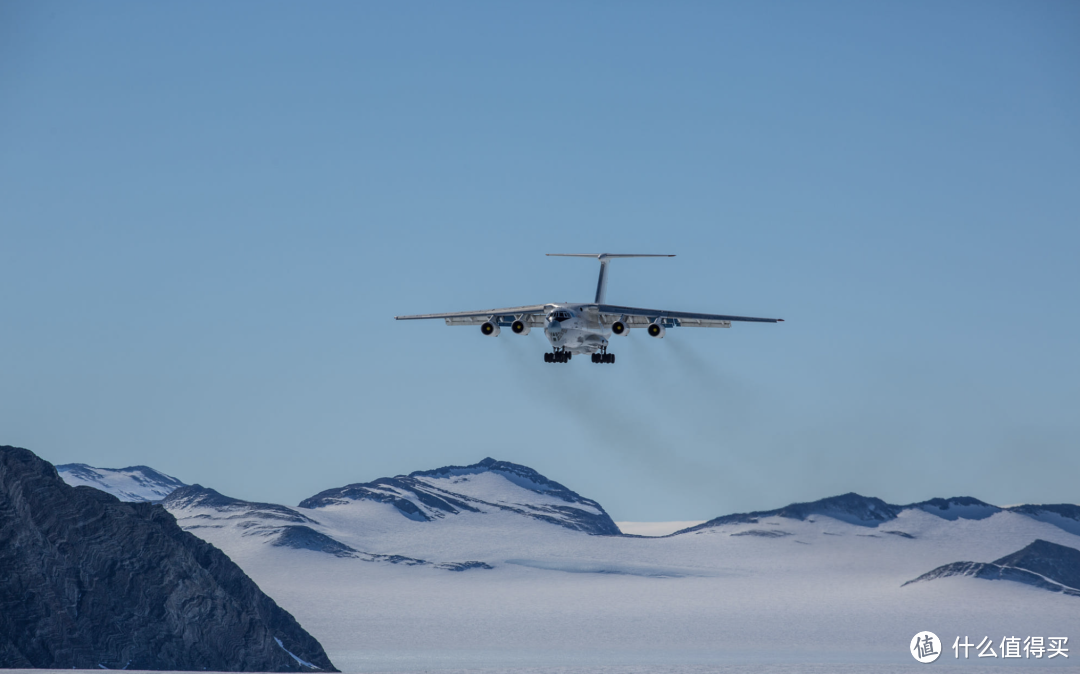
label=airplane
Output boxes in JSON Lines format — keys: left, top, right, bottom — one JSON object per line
{"left": 395, "top": 253, "right": 783, "bottom": 364}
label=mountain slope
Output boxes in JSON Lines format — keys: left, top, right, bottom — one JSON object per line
{"left": 57, "top": 463, "right": 187, "bottom": 502}
{"left": 904, "top": 539, "right": 1080, "bottom": 597}
{"left": 0, "top": 446, "right": 337, "bottom": 671}
{"left": 163, "top": 484, "right": 492, "bottom": 571}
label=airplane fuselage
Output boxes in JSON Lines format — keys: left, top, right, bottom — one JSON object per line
{"left": 542, "top": 304, "right": 613, "bottom": 356}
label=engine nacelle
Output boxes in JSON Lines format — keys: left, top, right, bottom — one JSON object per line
{"left": 647, "top": 322, "right": 665, "bottom": 338}
{"left": 481, "top": 321, "right": 500, "bottom": 337}
{"left": 611, "top": 320, "right": 629, "bottom": 336}
{"left": 511, "top": 319, "right": 530, "bottom": 336}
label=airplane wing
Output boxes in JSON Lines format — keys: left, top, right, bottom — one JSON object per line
{"left": 594, "top": 304, "right": 783, "bottom": 328}
{"left": 395, "top": 304, "right": 549, "bottom": 326}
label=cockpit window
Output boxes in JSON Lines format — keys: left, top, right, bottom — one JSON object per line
{"left": 551, "top": 310, "right": 573, "bottom": 322}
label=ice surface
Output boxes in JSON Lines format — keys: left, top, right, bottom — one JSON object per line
{"left": 12, "top": 665, "right": 1080, "bottom": 674}
{"left": 165, "top": 484, "right": 1080, "bottom": 672}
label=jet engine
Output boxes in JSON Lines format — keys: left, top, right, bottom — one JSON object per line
{"left": 647, "top": 321, "right": 665, "bottom": 338}
{"left": 481, "top": 321, "right": 500, "bottom": 337}
{"left": 611, "top": 320, "right": 629, "bottom": 336}
{"left": 511, "top": 319, "right": 531, "bottom": 336}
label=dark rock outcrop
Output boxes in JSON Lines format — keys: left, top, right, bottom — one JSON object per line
{"left": 903, "top": 539, "right": 1080, "bottom": 597}
{"left": 883, "top": 530, "right": 915, "bottom": 539}
{"left": 299, "top": 457, "right": 620, "bottom": 535}
{"left": 730, "top": 530, "right": 792, "bottom": 538}
{"left": 909, "top": 496, "right": 1000, "bottom": 520}
{"left": 272, "top": 525, "right": 359, "bottom": 558}
{"left": 0, "top": 445, "right": 338, "bottom": 671}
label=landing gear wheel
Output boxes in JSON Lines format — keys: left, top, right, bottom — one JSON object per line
{"left": 544, "top": 353, "right": 552, "bottom": 363}
{"left": 592, "top": 353, "right": 600, "bottom": 363}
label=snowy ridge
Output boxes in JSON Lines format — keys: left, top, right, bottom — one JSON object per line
{"left": 164, "top": 484, "right": 316, "bottom": 526}
{"left": 162, "top": 484, "right": 492, "bottom": 572}
{"left": 57, "top": 463, "right": 187, "bottom": 502}
{"left": 299, "top": 457, "right": 620, "bottom": 535}
{"left": 673, "top": 492, "right": 1080, "bottom": 537}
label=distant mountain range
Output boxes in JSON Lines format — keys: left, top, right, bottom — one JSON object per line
{"left": 59, "top": 455, "right": 1080, "bottom": 600}
{"left": 674, "top": 492, "right": 1080, "bottom": 537}
{"left": 47, "top": 453, "right": 1080, "bottom": 666}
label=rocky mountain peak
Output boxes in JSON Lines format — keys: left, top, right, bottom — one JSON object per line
{"left": 0, "top": 445, "right": 337, "bottom": 671}
{"left": 991, "top": 539, "right": 1080, "bottom": 591}
{"left": 904, "top": 538, "right": 1080, "bottom": 598}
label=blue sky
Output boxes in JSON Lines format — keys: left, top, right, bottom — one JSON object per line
{"left": 2, "top": 1, "right": 1078, "bottom": 520}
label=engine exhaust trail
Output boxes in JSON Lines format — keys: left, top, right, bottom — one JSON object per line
{"left": 501, "top": 343, "right": 720, "bottom": 496}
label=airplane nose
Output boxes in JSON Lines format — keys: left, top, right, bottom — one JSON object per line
{"left": 547, "top": 320, "right": 562, "bottom": 330}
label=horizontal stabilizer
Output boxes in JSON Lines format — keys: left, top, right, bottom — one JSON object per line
{"left": 546, "top": 254, "right": 675, "bottom": 258}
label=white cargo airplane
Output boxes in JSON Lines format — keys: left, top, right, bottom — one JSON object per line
{"left": 396, "top": 254, "right": 783, "bottom": 364}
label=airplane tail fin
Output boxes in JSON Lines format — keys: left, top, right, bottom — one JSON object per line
{"left": 546, "top": 253, "right": 675, "bottom": 304}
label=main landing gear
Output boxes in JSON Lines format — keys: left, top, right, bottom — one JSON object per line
{"left": 545, "top": 350, "right": 572, "bottom": 364}
{"left": 591, "top": 350, "right": 615, "bottom": 364}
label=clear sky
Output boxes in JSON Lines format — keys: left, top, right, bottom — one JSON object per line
{"left": 2, "top": 1, "right": 1078, "bottom": 521}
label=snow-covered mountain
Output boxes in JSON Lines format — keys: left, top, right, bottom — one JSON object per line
{"left": 86, "top": 456, "right": 1080, "bottom": 669}
{"left": 298, "top": 457, "right": 619, "bottom": 535}
{"left": 56, "top": 463, "right": 187, "bottom": 502}
{"left": 905, "top": 539, "right": 1080, "bottom": 597}
{"left": 162, "top": 457, "right": 619, "bottom": 573}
